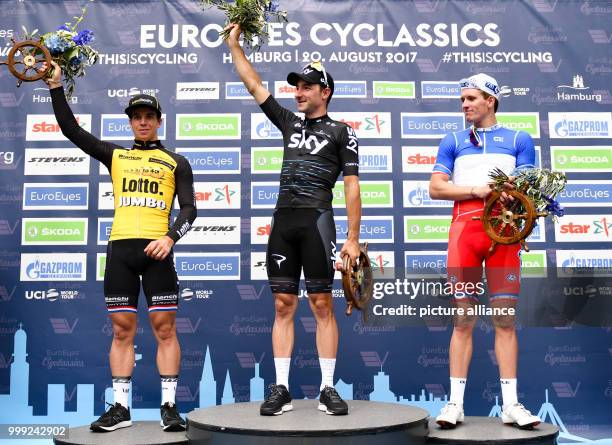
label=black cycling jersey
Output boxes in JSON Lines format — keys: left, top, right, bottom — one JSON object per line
{"left": 259, "top": 95, "right": 359, "bottom": 209}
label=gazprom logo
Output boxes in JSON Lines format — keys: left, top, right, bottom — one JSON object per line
{"left": 359, "top": 146, "right": 392, "bottom": 173}
{"left": 101, "top": 114, "right": 166, "bottom": 140}
{"left": 556, "top": 250, "right": 612, "bottom": 277}
{"left": 403, "top": 181, "right": 452, "bottom": 208}
{"left": 20, "top": 253, "right": 87, "bottom": 281}
{"left": 549, "top": 112, "right": 612, "bottom": 139}
{"left": 335, "top": 216, "right": 394, "bottom": 243}
{"left": 251, "top": 182, "right": 279, "bottom": 208}
{"left": 251, "top": 114, "right": 283, "bottom": 139}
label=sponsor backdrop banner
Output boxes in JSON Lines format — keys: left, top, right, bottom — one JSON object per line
{"left": 0, "top": 1, "right": 610, "bottom": 442}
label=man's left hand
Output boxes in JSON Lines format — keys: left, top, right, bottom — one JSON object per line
{"left": 144, "top": 236, "right": 174, "bottom": 261}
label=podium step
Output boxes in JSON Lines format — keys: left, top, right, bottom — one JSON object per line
{"left": 54, "top": 421, "right": 187, "bottom": 445}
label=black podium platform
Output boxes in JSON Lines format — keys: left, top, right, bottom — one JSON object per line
{"left": 53, "top": 421, "right": 188, "bottom": 445}
{"left": 426, "top": 417, "right": 559, "bottom": 445}
{"left": 186, "top": 400, "right": 430, "bottom": 444}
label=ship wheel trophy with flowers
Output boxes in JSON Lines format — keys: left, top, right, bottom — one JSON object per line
{"left": 474, "top": 168, "right": 567, "bottom": 252}
{"left": 0, "top": 7, "right": 98, "bottom": 98}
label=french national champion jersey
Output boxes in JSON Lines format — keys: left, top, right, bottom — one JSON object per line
{"left": 433, "top": 124, "right": 536, "bottom": 221}
{"left": 259, "top": 95, "right": 359, "bottom": 209}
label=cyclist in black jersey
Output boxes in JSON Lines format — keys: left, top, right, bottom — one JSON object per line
{"left": 226, "top": 24, "right": 362, "bottom": 416}
{"left": 41, "top": 62, "right": 196, "bottom": 432}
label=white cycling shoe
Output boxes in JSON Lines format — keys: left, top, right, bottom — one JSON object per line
{"left": 436, "top": 402, "right": 464, "bottom": 428}
{"left": 501, "top": 402, "right": 541, "bottom": 429}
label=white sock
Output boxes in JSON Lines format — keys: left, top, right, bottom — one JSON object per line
{"left": 112, "top": 376, "right": 131, "bottom": 407}
{"left": 500, "top": 378, "right": 518, "bottom": 406}
{"left": 161, "top": 375, "right": 179, "bottom": 405}
{"left": 319, "top": 357, "right": 336, "bottom": 391}
{"left": 449, "top": 377, "right": 466, "bottom": 405}
{"left": 274, "top": 357, "right": 291, "bottom": 389}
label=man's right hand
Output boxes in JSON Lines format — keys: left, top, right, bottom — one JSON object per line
{"left": 224, "top": 23, "right": 242, "bottom": 48}
{"left": 471, "top": 184, "right": 493, "bottom": 199}
{"left": 40, "top": 60, "right": 62, "bottom": 89}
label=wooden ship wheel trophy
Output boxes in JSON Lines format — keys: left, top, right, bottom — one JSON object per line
{"left": 0, "top": 39, "right": 52, "bottom": 86}
{"left": 473, "top": 168, "right": 567, "bottom": 253}
{"left": 340, "top": 242, "right": 375, "bottom": 320}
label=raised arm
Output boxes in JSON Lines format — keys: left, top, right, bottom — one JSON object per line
{"left": 224, "top": 24, "right": 271, "bottom": 105}
{"left": 43, "top": 61, "right": 115, "bottom": 168}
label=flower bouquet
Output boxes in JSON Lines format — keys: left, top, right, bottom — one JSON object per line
{"left": 16, "top": 7, "right": 99, "bottom": 98}
{"left": 200, "top": 0, "right": 288, "bottom": 51}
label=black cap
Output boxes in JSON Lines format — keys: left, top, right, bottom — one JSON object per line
{"left": 287, "top": 62, "right": 334, "bottom": 94}
{"left": 124, "top": 94, "right": 162, "bottom": 118}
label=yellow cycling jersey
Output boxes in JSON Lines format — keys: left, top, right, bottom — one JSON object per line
{"left": 110, "top": 147, "right": 179, "bottom": 241}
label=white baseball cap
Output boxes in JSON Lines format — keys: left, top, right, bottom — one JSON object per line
{"left": 459, "top": 73, "right": 500, "bottom": 100}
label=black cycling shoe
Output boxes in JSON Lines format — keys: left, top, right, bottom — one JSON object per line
{"left": 318, "top": 386, "right": 349, "bottom": 415}
{"left": 160, "top": 402, "right": 186, "bottom": 431}
{"left": 260, "top": 384, "right": 293, "bottom": 416}
{"left": 90, "top": 402, "right": 132, "bottom": 432}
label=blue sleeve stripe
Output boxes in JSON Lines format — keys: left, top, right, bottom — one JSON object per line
{"left": 433, "top": 163, "right": 452, "bottom": 174}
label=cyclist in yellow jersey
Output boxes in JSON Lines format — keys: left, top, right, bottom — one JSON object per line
{"left": 42, "top": 61, "right": 196, "bottom": 432}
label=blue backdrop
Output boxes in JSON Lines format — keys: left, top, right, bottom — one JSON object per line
{"left": 0, "top": 1, "right": 610, "bottom": 443}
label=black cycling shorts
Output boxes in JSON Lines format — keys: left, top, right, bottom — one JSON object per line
{"left": 104, "top": 239, "right": 179, "bottom": 314}
{"left": 266, "top": 208, "right": 336, "bottom": 295}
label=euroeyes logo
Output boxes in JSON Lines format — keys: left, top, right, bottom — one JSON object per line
{"left": 101, "top": 114, "right": 166, "bottom": 140}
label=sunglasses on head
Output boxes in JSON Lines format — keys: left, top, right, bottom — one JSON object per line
{"left": 305, "top": 61, "right": 329, "bottom": 88}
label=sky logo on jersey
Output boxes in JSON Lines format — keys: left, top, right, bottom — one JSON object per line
{"left": 551, "top": 146, "right": 611, "bottom": 172}
{"left": 333, "top": 181, "right": 393, "bottom": 208}
{"left": 251, "top": 113, "right": 284, "bottom": 139}
{"left": 191, "top": 182, "right": 241, "bottom": 209}
{"left": 421, "top": 81, "right": 461, "bottom": 99}
{"left": 251, "top": 182, "right": 279, "bottom": 208}
{"left": 23, "top": 183, "right": 88, "bottom": 210}
{"left": 22, "top": 218, "right": 87, "bottom": 245}
{"left": 176, "top": 82, "right": 219, "bottom": 100}
{"left": 226, "top": 81, "right": 268, "bottom": 99}
{"left": 24, "top": 148, "right": 89, "bottom": 176}
{"left": 403, "top": 181, "right": 452, "bottom": 208}
{"left": 26, "top": 114, "right": 91, "bottom": 141}
{"left": 404, "top": 251, "right": 447, "bottom": 277}
{"left": 96, "top": 253, "right": 106, "bottom": 281}
{"left": 97, "top": 218, "right": 113, "bottom": 245}
{"left": 359, "top": 146, "right": 392, "bottom": 173}
{"left": 559, "top": 181, "right": 612, "bottom": 207}
{"left": 328, "top": 112, "right": 392, "bottom": 139}
{"left": 174, "top": 253, "right": 240, "bottom": 280}
{"left": 335, "top": 216, "right": 394, "bottom": 243}
{"left": 555, "top": 215, "right": 612, "bottom": 242}
{"left": 404, "top": 216, "right": 451, "bottom": 243}
{"left": 333, "top": 81, "right": 368, "bottom": 98}
{"left": 176, "top": 148, "right": 241, "bottom": 174}
{"left": 251, "top": 216, "right": 272, "bottom": 244}
{"left": 556, "top": 250, "right": 611, "bottom": 277}
{"left": 495, "top": 113, "right": 540, "bottom": 138}
{"left": 549, "top": 112, "right": 611, "bottom": 138}
{"left": 20, "top": 253, "right": 87, "bottom": 281}
{"left": 520, "top": 250, "right": 547, "bottom": 278}
{"left": 401, "top": 113, "right": 464, "bottom": 139}
{"left": 177, "top": 217, "right": 241, "bottom": 245}
{"left": 176, "top": 114, "right": 241, "bottom": 140}
{"left": 373, "top": 81, "right": 415, "bottom": 99}
{"left": 101, "top": 114, "right": 166, "bottom": 140}
{"left": 402, "top": 146, "right": 439, "bottom": 173}
{"left": 251, "top": 147, "right": 283, "bottom": 174}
